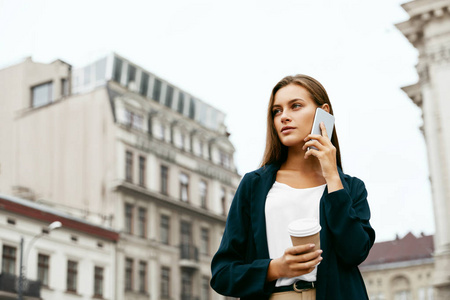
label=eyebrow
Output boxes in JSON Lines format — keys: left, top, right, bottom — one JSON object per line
{"left": 272, "top": 98, "right": 306, "bottom": 108}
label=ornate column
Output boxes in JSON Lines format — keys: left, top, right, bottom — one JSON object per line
{"left": 396, "top": 1, "right": 450, "bottom": 299}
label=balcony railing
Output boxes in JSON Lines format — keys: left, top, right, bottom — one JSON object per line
{"left": 180, "top": 244, "right": 199, "bottom": 262}
{"left": 0, "top": 273, "right": 41, "bottom": 298}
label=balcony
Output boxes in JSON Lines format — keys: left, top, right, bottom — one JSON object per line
{"left": 179, "top": 244, "right": 199, "bottom": 269}
{"left": 0, "top": 273, "right": 41, "bottom": 299}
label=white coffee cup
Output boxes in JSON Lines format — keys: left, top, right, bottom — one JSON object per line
{"left": 288, "top": 218, "right": 321, "bottom": 252}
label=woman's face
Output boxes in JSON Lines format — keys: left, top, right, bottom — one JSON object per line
{"left": 272, "top": 84, "right": 322, "bottom": 148}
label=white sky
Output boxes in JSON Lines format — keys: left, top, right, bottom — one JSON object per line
{"left": 0, "top": 0, "right": 435, "bottom": 242}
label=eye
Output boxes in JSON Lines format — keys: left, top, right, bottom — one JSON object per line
{"left": 272, "top": 108, "right": 282, "bottom": 117}
{"left": 292, "top": 103, "right": 302, "bottom": 109}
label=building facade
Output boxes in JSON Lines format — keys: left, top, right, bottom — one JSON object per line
{"left": 360, "top": 233, "right": 435, "bottom": 300}
{"left": 0, "top": 53, "right": 241, "bottom": 300}
{"left": 0, "top": 194, "right": 118, "bottom": 300}
{"left": 396, "top": 1, "right": 450, "bottom": 298}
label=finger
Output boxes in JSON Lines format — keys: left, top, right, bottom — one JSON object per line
{"left": 291, "top": 249, "right": 323, "bottom": 263}
{"left": 286, "top": 244, "right": 316, "bottom": 255}
{"left": 304, "top": 148, "right": 319, "bottom": 160}
{"left": 302, "top": 139, "right": 324, "bottom": 151}
{"left": 291, "top": 255, "right": 323, "bottom": 272}
{"left": 320, "top": 122, "right": 329, "bottom": 138}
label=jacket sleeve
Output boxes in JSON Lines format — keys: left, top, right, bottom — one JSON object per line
{"left": 322, "top": 177, "right": 375, "bottom": 266}
{"left": 210, "top": 173, "right": 274, "bottom": 298}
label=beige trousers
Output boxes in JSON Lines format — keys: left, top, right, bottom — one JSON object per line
{"left": 269, "top": 289, "right": 316, "bottom": 300}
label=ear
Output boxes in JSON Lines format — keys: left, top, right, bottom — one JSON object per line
{"left": 321, "top": 104, "right": 330, "bottom": 113}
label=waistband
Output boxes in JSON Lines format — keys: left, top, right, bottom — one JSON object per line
{"left": 273, "top": 280, "right": 315, "bottom": 293}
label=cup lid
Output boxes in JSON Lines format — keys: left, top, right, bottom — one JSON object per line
{"left": 287, "top": 218, "right": 321, "bottom": 237}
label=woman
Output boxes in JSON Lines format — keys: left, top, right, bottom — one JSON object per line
{"left": 210, "top": 74, "right": 375, "bottom": 300}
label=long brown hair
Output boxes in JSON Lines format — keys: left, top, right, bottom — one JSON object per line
{"left": 260, "top": 74, "right": 343, "bottom": 170}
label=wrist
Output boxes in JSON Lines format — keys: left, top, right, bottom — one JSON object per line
{"left": 325, "top": 173, "right": 343, "bottom": 193}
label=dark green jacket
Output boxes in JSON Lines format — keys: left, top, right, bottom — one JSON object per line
{"left": 211, "top": 163, "right": 375, "bottom": 300}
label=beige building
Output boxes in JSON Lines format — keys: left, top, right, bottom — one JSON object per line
{"left": 0, "top": 194, "right": 118, "bottom": 300}
{"left": 0, "top": 53, "right": 241, "bottom": 300}
{"left": 396, "top": 1, "right": 450, "bottom": 299}
{"left": 360, "top": 233, "right": 435, "bottom": 300}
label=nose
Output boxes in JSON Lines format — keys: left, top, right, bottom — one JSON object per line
{"left": 280, "top": 110, "right": 291, "bottom": 123}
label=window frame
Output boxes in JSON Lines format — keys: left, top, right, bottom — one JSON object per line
{"left": 37, "top": 253, "right": 50, "bottom": 287}
{"left": 125, "top": 258, "right": 133, "bottom": 291}
{"left": 66, "top": 260, "right": 78, "bottom": 293}
{"left": 31, "top": 81, "right": 53, "bottom": 108}
{"left": 94, "top": 266, "right": 104, "bottom": 298}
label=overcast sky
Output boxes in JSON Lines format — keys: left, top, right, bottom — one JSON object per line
{"left": 0, "top": 0, "right": 435, "bottom": 242}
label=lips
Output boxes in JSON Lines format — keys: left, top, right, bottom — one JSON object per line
{"left": 281, "top": 126, "right": 296, "bottom": 133}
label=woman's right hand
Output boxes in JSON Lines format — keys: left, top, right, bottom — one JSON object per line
{"left": 266, "top": 244, "right": 323, "bottom": 282}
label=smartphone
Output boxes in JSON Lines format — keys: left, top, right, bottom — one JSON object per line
{"left": 308, "top": 108, "right": 335, "bottom": 151}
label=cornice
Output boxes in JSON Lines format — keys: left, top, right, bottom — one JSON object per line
{"left": 396, "top": 0, "right": 450, "bottom": 47}
{"left": 401, "top": 82, "right": 423, "bottom": 107}
{"left": 115, "top": 182, "right": 228, "bottom": 224}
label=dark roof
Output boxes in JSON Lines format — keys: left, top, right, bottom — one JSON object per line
{"left": 361, "top": 232, "right": 434, "bottom": 267}
{"left": 0, "top": 194, "right": 119, "bottom": 242}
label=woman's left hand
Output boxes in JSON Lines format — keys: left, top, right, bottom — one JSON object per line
{"left": 303, "top": 122, "right": 343, "bottom": 192}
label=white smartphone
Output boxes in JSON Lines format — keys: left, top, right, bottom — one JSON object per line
{"left": 308, "top": 108, "right": 335, "bottom": 151}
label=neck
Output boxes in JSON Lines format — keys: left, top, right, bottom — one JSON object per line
{"left": 281, "top": 146, "right": 322, "bottom": 175}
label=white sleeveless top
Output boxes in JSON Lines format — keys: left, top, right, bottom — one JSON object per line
{"left": 265, "top": 181, "right": 326, "bottom": 286}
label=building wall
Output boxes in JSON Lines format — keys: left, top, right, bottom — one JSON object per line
{"left": 362, "top": 261, "right": 435, "bottom": 300}
{"left": 0, "top": 55, "right": 240, "bottom": 300}
{"left": 396, "top": 1, "right": 450, "bottom": 297}
{"left": 0, "top": 209, "right": 116, "bottom": 300}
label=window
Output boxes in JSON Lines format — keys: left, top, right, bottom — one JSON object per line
{"left": 125, "top": 203, "right": 133, "bottom": 234}
{"left": 138, "top": 207, "right": 147, "bottom": 238}
{"left": 165, "top": 85, "right": 174, "bottom": 108}
{"left": 67, "top": 260, "right": 78, "bottom": 292}
{"left": 139, "top": 261, "right": 147, "bottom": 293}
{"left": 125, "top": 151, "right": 133, "bottom": 182}
{"left": 124, "top": 110, "right": 143, "bottom": 130}
{"left": 125, "top": 258, "right": 133, "bottom": 291}
{"left": 152, "top": 78, "right": 162, "bottom": 102}
{"left": 94, "top": 266, "right": 104, "bottom": 297}
{"left": 220, "top": 187, "right": 227, "bottom": 216}
{"left": 189, "top": 97, "right": 196, "bottom": 119}
{"left": 219, "top": 151, "right": 230, "bottom": 168}
{"left": 179, "top": 172, "right": 189, "bottom": 202}
{"left": 159, "top": 123, "right": 166, "bottom": 140}
{"left": 139, "top": 156, "right": 146, "bottom": 187}
{"left": 180, "top": 221, "right": 192, "bottom": 258}
{"left": 37, "top": 254, "right": 50, "bottom": 287}
{"left": 127, "top": 65, "right": 136, "bottom": 88}
{"left": 161, "top": 267, "right": 170, "bottom": 298}
{"left": 61, "top": 78, "right": 69, "bottom": 97}
{"left": 113, "top": 57, "right": 123, "bottom": 83}
{"left": 140, "top": 72, "right": 149, "bottom": 96}
{"left": 181, "top": 270, "right": 193, "bottom": 299}
{"left": 160, "top": 215, "right": 170, "bottom": 245}
{"left": 201, "top": 276, "right": 210, "bottom": 300}
{"left": 1, "top": 245, "right": 16, "bottom": 275}
{"left": 394, "top": 291, "right": 411, "bottom": 300}
{"left": 428, "top": 287, "right": 434, "bottom": 300}
{"left": 200, "top": 228, "right": 209, "bottom": 255}
{"left": 199, "top": 180, "right": 208, "bottom": 208}
{"left": 32, "top": 82, "right": 53, "bottom": 107}
{"left": 177, "top": 92, "right": 185, "bottom": 114}
{"left": 160, "top": 165, "right": 169, "bottom": 195}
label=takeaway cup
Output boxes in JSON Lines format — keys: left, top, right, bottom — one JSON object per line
{"left": 288, "top": 218, "right": 321, "bottom": 252}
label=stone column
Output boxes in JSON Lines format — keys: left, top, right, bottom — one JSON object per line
{"left": 396, "top": 1, "right": 450, "bottom": 299}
